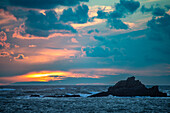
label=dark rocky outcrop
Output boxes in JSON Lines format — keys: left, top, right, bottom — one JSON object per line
{"left": 88, "top": 92, "right": 109, "bottom": 97}
{"left": 43, "top": 94, "right": 81, "bottom": 98}
{"left": 64, "top": 94, "right": 81, "bottom": 97}
{"left": 43, "top": 95, "right": 57, "bottom": 98}
{"left": 30, "top": 94, "right": 40, "bottom": 97}
{"left": 88, "top": 76, "right": 167, "bottom": 97}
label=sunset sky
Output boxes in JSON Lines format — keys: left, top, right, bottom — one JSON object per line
{"left": 0, "top": 0, "right": 170, "bottom": 85}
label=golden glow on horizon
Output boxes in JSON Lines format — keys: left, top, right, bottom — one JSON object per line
{"left": 0, "top": 70, "right": 101, "bottom": 85}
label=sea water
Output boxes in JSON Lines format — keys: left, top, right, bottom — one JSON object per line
{"left": 0, "top": 85, "right": 169, "bottom": 112}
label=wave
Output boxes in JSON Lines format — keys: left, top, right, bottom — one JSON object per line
{"left": 0, "top": 88, "right": 16, "bottom": 91}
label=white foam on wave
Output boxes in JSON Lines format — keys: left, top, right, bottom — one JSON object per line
{"left": 54, "top": 87, "right": 65, "bottom": 90}
{"left": 0, "top": 88, "right": 16, "bottom": 91}
{"left": 78, "top": 92, "right": 99, "bottom": 97}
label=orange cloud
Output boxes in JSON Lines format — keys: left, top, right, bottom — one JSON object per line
{"left": 14, "top": 54, "right": 26, "bottom": 60}
{"left": 0, "top": 9, "right": 17, "bottom": 25}
{"left": 0, "top": 52, "right": 10, "bottom": 57}
{"left": 0, "top": 31, "right": 7, "bottom": 42}
{"left": 0, "top": 42, "right": 10, "bottom": 49}
{"left": 28, "top": 45, "right": 37, "bottom": 48}
{"left": 13, "top": 48, "right": 80, "bottom": 64}
{"left": 71, "top": 38, "right": 79, "bottom": 43}
{"left": 14, "top": 45, "right": 20, "bottom": 48}
{"left": 0, "top": 70, "right": 101, "bottom": 84}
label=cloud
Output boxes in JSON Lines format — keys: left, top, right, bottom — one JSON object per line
{"left": 13, "top": 23, "right": 76, "bottom": 39}
{"left": 87, "top": 29, "right": 99, "bottom": 34}
{"left": 60, "top": 4, "right": 89, "bottom": 24}
{"left": 0, "top": 42, "right": 10, "bottom": 49}
{"left": 0, "top": 9, "right": 17, "bottom": 28}
{"left": 141, "top": 5, "right": 153, "bottom": 13}
{"left": 97, "top": 0, "right": 140, "bottom": 19}
{"left": 28, "top": 45, "right": 37, "bottom": 48}
{"left": 0, "top": 31, "right": 7, "bottom": 41}
{"left": 70, "top": 65, "right": 170, "bottom": 77}
{"left": 71, "top": 38, "right": 79, "bottom": 43}
{"left": 147, "top": 13, "right": 170, "bottom": 40}
{"left": 165, "top": 5, "right": 170, "bottom": 10}
{"left": 83, "top": 46, "right": 116, "bottom": 57}
{"left": 107, "top": 19, "right": 129, "bottom": 29}
{"left": 71, "top": 18, "right": 106, "bottom": 29}
{"left": 93, "top": 36, "right": 106, "bottom": 41}
{"left": 96, "top": 0, "right": 140, "bottom": 29}
{"left": 0, "top": 70, "right": 100, "bottom": 85}
{"left": 24, "top": 10, "right": 77, "bottom": 37}
{"left": 4, "top": 0, "right": 89, "bottom": 9}
{"left": 141, "top": 5, "right": 166, "bottom": 16}
{"left": 14, "top": 54, "right": 25, "bottom": 60}
{"left": 10, "top": 10, "right": 77, "bottom": 38}
{"left": 0, "top": 31, "right": 11, "bottom": 50}
{"left": 0, "top": 52, "right": 10, "bottom": 57}
{"left": 13, "top": 48, "right": 80, "bottom": 64}
{"left": 88, "top": 6, "right": 114, "bottom": 18}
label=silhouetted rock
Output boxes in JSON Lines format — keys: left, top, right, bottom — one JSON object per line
{"left": 30, "top": 95, "right": 40, "bottom": 97}
{"left": 88, "top": 92, "right": 109, "bottom": 97}
{"left": 89, "top": 76, "right": 167, "bottom": 97}
{"left": 43, "top": 95, "right": 57, "bottom": 98}
{"left": 55, "top": 94, "right": 81, "bottom": 97}
{"left": 64, "top": 94, "right": 81, "bottom": 97}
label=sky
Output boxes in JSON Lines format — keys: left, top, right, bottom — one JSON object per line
{"left": 0, "top": 0, "right": 170, "bottom": 85}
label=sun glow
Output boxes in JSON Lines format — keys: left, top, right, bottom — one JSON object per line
{"left": 0, "top": 70, "right": 101, "bottom": 84}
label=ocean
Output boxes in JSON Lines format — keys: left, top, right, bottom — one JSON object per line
{"left": 0, "top": 85, "right": 170, "bottom": 113}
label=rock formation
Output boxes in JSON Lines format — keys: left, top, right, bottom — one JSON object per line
{"left": 30, "top": 94, "right": 40, "bottom": 97}
{"left": 89, "top": 76, "right": 167, "bottom": 97}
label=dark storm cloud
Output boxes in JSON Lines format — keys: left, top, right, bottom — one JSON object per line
{"left": 97, "top": 0, "right": 140, "bottom": 19}
{"left": 115, "top": 0, "right": 140, "bottom": 14}
{"left": 97, "top": 0, "right": 140, "bottom": 29}
{"left": 141, "top": 5, "right": 166, "bottom": 16}
{"left": 9, "top": 9, "right": 29, "bottom": 19}
{"left": 83, "top": 46, "right": 113, "bottom": 57}
{"left": 107, "top": 19, "right": 129, "bottom": 29}
{"left": 60, "top": 4, "right": 89, "bottom": 23}
{"left": 83, "top": 28, "right": 168, "bottom": 67}
{"left": 83, "top": 46, "right": 122, "bottom": 58}
{"left": 97, "top": 10, "right": 108, "bottom": 19}
{"left": 147, "top": 14, "right": 170, "bottom": 41}
{"left": 24, "top": 10, "right": 76, "bottom": 37}
{"left": 7, "top": 0, "right": 89, "bottom": 9}
{"left": 87, "top": 29, "right": 99, "bottom": 34}
{"left": 93, "top": 36, "right": 105, "bottom": 41}
{"left": 141, "top": 5, "right": 153, "bottom": 13}
{"left": 165, "top": 5, "right": 170, "bottom": 10}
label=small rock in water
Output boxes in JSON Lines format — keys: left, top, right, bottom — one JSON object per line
{"left": 43, "top": 95, "right": 57, "bottom": 98}
{"left": 30, "top": 95, "right": 40, "bottom": 97}
{"left": 64, "top": 94, "right": 81, "bottom": 97}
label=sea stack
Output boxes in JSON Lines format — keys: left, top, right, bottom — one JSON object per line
{"left": 89, "top": 76, "right": 167, "bottom": 97}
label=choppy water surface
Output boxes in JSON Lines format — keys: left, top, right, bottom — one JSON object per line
{"left": 0, "top": 85, "right": 170, "bottom": 113}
